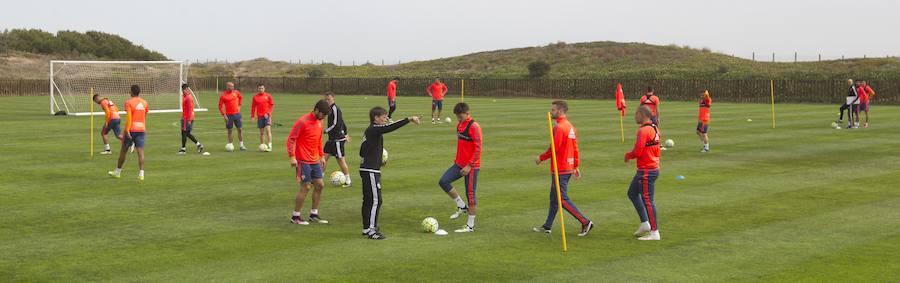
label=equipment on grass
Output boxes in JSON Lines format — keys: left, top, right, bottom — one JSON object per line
{"left": 665, "top": 139, "right": 675, "bottom": 147}
{"left": 259, "top": 143, "right": 268, "bottom": 152}
{"left": 49, "top": 61, "right": 206, "bottom": 116}
{"left": 330, "top": 171, "right": 346, "bottom": 186}
{"left": 202, "top": 152, "right": 211, "bottom": 156}
{"left": 225, "top": 143, "right": 235, "bottom": 152}
{"left": 422, "top": 217, "right": 439, "bottom": 233}
{"left": 444, "top": 117, "right": 452, "bottom": 123}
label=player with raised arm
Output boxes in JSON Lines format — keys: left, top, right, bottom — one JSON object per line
{"left": 108, "top": 85, "right": 149, "bottom": 181}
{"left": 626, "top": 105, "right": 663, "bottom": 241}
{"left": 92, "top": 94, "right": 122, "bottom": 155}
{"left": 287, "top": 100, "right": 331, "bottom": 225}
{"left": 251, "top": 83, "right": 274, "bottom": 151}
{"left": 323, "top": 92, "right": 352, "bottom": 188}
{"left": 427, "top": 77, "right": 448, "bottom": 124}
{"left": 178, "top": 84, "right": 205, "bottom": 155}
{"left": 218, "top": 82, "right": 246, "bottom": 151}
{"left": 437, "top": 102, "right": 482, "bottom": 233}
{"left": 359, "top": 108, "right": 421, "bottom": 240}
{"left": 532, "top": 101, "right": 594, "bottom": 237}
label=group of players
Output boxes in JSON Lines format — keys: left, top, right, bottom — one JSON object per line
{"left": 836, "top": 79, "right": 876, "bottom": 129}
{"left": 91, "top": 78, "right": 692, "bottom": 241}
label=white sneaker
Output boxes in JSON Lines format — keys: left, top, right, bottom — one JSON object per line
{"left": 107, "top": 171, "right": 121, "bottom": 179}
{"left": 532, "top": 226, "right": 551, "bottom": 234}
{"left": 450, "top": 208, "right": 467, "bottom": 219}
{"left": 454, "top": 225, "right": 475, "bottom": 233}
{"left": 638, "top": 230, "right": 660, "bottom": 241}
{"left": 633, "top": 223, "right": 651, "bottom": 237}
{"left": 100, "top": 150, "right": 112, "bottom": 155}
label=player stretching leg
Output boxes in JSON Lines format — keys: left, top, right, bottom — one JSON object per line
{"left": 626, "top": 106, "right": 662, "bottom": 241}
{"left": 323, "top": 92, "right": 352, "bottom": 188}
{"left": 92, "top": 94, "right": 122, "bottom": 154}
{"left": 359, "top": 108, "right": 421, "bottom": 240}
{"left": 697, "top": 90, "right": 712, "bottom": 153}
{"left": 108, "top": 85, "right": 149, "bottom": 181}
{"left": 251, "top": 84, "right": 275, "bottom": 151}
{"left": 179, "top": 84, "right": 204, "bottom": 154}
{"left": 219, "top": 82, "right": 246, "bottom": 150}
{"left": 287, "top": 100, "right": 330, "bottom": 225}
{"left": 532, "top": 101, "right": 594, "bottom": 237}
{"left": 437, "top": 103, "right": 482, "bottom": 233}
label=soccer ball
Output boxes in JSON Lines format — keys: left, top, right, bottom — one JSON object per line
{"left": 421, "top": 217, "right": 439, "bottom": 233}
{"left": 258, "top": 143, "right": 268, "bottom": 152}
{"left": 665, "top": 139, "right": 675, "bottom": 147}
{"left": 831, "top": 121, "right": 839, "bottom": 128}
{"left": 330, "top": 171, "right": 346, "bottom": 186}
{"left": 444, "top": 117, "right": 452, "bottom": 123}
{"left": 225, "top": 143, "right": 235, "bottom": 152}
{"left": 381, "top": 148, "right": 389, "bottom": 165}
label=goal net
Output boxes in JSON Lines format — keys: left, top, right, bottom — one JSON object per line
{"left": 50, "top": 60, "right": 206, "bottom": 116}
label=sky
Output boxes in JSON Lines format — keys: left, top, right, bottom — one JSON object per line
{"left": 2, "top": 0, "right": 898, "bottom": 63}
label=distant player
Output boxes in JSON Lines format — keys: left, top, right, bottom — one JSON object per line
{"left": 178, "top": 84, "right": 205, "bottom": 155}
{"left": 218, "top": 82, "right": 246, "bottom": 150}
{"left": 625, "top": 105, "right": 662, "bottom": 241}
{"left": 387, "top": 77, "right": 399, "bottom": 121}
{"left": 287, "top": 100, "right": 331, "bottom": 225}
{"left": 860, "top": 80, "right": 875, "bottom": 128}
{"left": 437, "top": 102, "right": 482, "bottom": 233}
{"left": 532, "top": 101, "right": 594, "bottom": 237}
{"left": 836, "top": 79, "right": 858, "bottom": 129}
{"left": 92, "top": 94, "right": 122, "bottom": 155}
{"left": 639, "top": 87, "right": 664, "bottom": 149}
{"left": 359, "top": 108, "right": 421, "bottom": 240}
{"left": 853, "top": 80, "right": 866, "bottom": 128}
{"left": 427, "top": 77, "right": 448, "bottom": 123}
{"left": 108, "top": 85, "right": 149, "bottom": 181}
{"left": 323, "top": 92, "right": 352, "bottom": 188}
{"left": 251, "top": 83, "right": 274, "bottom": 151}
{"left": 697, "top": 90, "right": 711, "bottom": 153}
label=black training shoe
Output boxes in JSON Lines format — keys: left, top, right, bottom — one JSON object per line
{"left": 367, "top": 232, "right": 387, "bottom": 240}
{"left": 309, "top": 214, "right": 329, "bottom": 224}
{"left": 578, "top": 221, "right": 594, "bottom": 237}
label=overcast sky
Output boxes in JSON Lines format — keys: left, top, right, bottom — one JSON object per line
{"left": 2, "top": 0, "right": 898, "bottom": 63}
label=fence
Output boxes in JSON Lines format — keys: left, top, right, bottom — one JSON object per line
{"left": 4, "top": 77, "right": 897, "bottom": 105}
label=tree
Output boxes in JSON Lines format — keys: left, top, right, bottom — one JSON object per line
{"left": 307, "top": 68, "right": 326, "bottom": 78}
{"left": 527, "top": 60, "right": 550, "bottom": 78}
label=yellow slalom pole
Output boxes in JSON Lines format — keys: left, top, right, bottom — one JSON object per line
{"left": 619, "top": 114, "right": 625, "bottom": 143}
{"left": 461, "top": 79, "right": 465, "bottom": 102}
{"left": 546, "top": 112, "right": 568, "bottom": 252}
{"left": 89, "top": 88, "right": 94, "bottom": 158}
{"left": 770, "top": 80, "right": 776, "bottom": 128}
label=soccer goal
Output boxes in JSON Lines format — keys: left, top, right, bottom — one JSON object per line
{"left": 49, "top": 60, "right": 207, "bottom": 116}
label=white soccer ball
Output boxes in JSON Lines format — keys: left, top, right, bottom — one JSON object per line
{"left": 421, "top": 217, "right": 439, "bottom": 233}
{"left": 330, "top": 171, "right": 346, "bottom": 186}
{"left": 665, "top": 139, "right": 675, "bottom": 147}
{"left": 444, "top": 117, "right": 452, "bottom": 123}
{"left": 258, "top": 143, "right": 268, "bottom": 152}
{"left": 381, "top": 148, "right": 389, "bottom": 165}
{"left": 225, "top": 143, "right": 235, "bottom": 152}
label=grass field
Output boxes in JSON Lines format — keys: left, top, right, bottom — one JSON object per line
{"left": 2, "top": 94, "right": 899, "bottom": 282}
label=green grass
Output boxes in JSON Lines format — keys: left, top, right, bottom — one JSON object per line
{"left": 1, "top": 94, "right": 899, "bottom": 282}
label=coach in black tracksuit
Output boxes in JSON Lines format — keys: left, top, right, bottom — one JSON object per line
{"left": 359, "top": 107, "right": 421, "bottom": 240}
{"left": 837, "top": 79, "right": 859, "bottom": 128}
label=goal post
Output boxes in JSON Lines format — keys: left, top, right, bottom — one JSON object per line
{"left": 49, "top": 60, "right": 208, "bottom": 116}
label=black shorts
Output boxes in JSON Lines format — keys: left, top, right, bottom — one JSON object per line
{"left": 324, "top": 140, "right": 346, "bottom": 158}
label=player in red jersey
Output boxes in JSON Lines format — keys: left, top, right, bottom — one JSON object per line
{"left": 437, "top": 102, "right": 483, "bottom": 232}
{"left": 178, "top": 84, "right": 205, "bottom": 155}
{"left": 386, "top": 77, "right": 399, "bottom": 121}
{"left": 92, "top": 94, "right": 122, "bottom": 155}
{"left": 287, "top": 100, "right": 331, "bottom": 225}
{"left": 697, "top": 90, "right": 711, "bottom": 153}
{"left": 625, "top": 105, "right": 662, "bottom": 241}
{"left": 108, "top": 85, "right": 149, "bottom": 181}
{"left": 218, "top": 82, "right": 245, "bottom": 151}
{"left": 426, "top": 77, "right": 448, "bottom": 123}
{"left": 251, "top": 83, "right": 275, "bottom": 151}
{"left": 532, "top": 101, "right": 594, "bottom": 237}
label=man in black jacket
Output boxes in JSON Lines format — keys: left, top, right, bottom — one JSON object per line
{"left": 359, "top": 107, "right": 421, "bottom": 240}
{"left": 836, "top": 79, "right": 858, "bottom": 129}
{"left": 323, "top": 92, "right": 352, "bottom": 188}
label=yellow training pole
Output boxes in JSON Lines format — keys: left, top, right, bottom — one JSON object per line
{"left": 461, "top": 79, "right": 465, "bottom": 102}
{"left": 89, "top": 88, "right": 94, "bottom": 158}
{"left": 546, "top": 112, "right": 568, "bottom": 252}
{"left": 619, "top": 114, "right": 625, "bottom": 143}
{"left": 770, "top": 80, "right": 776, "bottom": 128}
